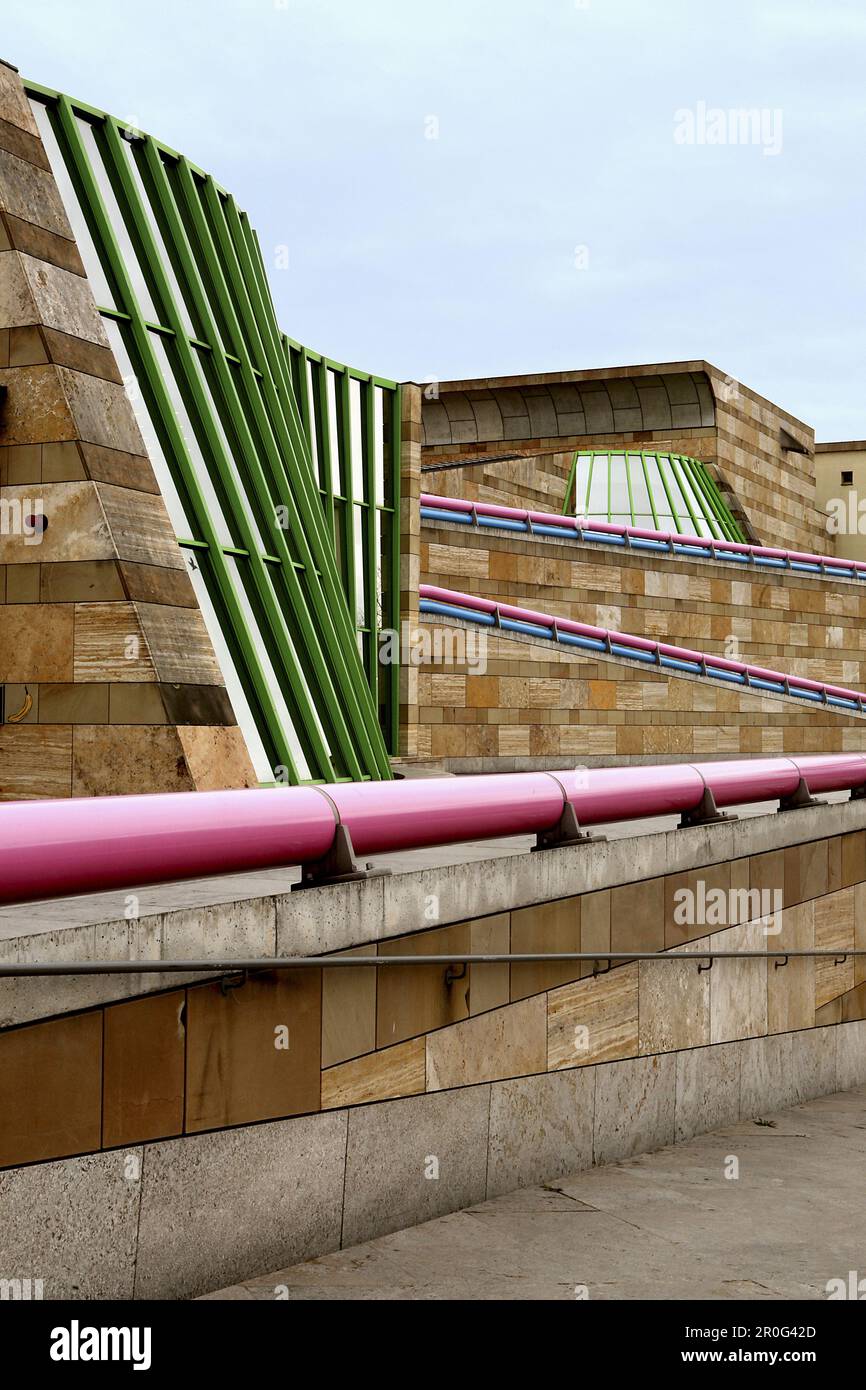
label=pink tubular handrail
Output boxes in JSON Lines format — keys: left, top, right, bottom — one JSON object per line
{"left": 419, "top": 583, "right": 866, "bottom": 709}
{"left": 0, "top": 755, "right": 865, "bottom": 906}
{"left": 420, "top": 492, "right": 866, "bottom": 577}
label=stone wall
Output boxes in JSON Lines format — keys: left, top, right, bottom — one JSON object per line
{"left": 0, "top": 60, "right": 255, "bottom": 798}
{"left": 419, "top": 361, "right": 826, "bottom": 554}
{"left": 1, "top": 803, "right": 865, "bottom": 1296}
{"left": 413, "top": 520, "right": 866, "bottom": 769}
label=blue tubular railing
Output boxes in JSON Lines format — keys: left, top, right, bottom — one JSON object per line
{"left": 418, "top": 585, "right": 866, "bottom": 716}
{"left": 419, "top": 494, "right": 864, "bottom": 583}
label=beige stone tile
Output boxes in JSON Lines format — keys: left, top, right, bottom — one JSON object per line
{"left": 321, "top": 945, "right": 377, "bottom": 1069}
{"left": 321, "top": 1038, "right": 426, "bottom": 1109}
{"left": 4, "top": 562, "right": 39, "bottom": 602}
{"left": 709, "top": 922, "right": 768, "bottom": 1043}
{"left": 39, "top": 682, "right": 109, "bottom": 724}
{"left": 103, "top": 990, "right": 185, "bottom": 1147}
{"left": 611, "top": 876, "right": 664, "bottom": 953}
{"left": 547, "top": 963, "right": 639, "bottom": 1069}
{"left": 0, "top": 602, "right": 73, "bottom": 682}
{"left": 376, "top": 922, "right": 471, "bottom": 1048}
{"left": 767, "top": 902, "right": 815, "bottom": 1033}
{"left": 71, "top": 724, "right": 193, "bottom": 796}
{"left": 579, "top": 888, "right": 611, "bottom": 977}
{"left": 784, "top": 838, "right": 829, "bottom": 905}
{"left": 0, "top": 480, "right": 112, "bottom": 564}
{"left": 73, "top": 603, "right": 156, "bottom": 683}
{"left": 185, "top": 969, "right": 321, "bottom": 1131}
{"left": 174, "top": 726, "right": 257, "bottom": 791}
{"left": 0, "top": 1010, "right": 101, "bottom": 1165}
{"left": 426, "top": 995, "right": 547, "bottom": 1090}
{"left": 814, "top": 888, "right": 856, "bottom": 1007}
{"left": 510, "top": 896, "right": 580, "bottom": 1001}
{"left": 638, "top": 945, "right": 710, "bottom": 1055}
{"left": 0, "top": 722, "right": 71, "bottom": 798}
{"left": 469, "top": 913, "right": 510, "bottom": 1015}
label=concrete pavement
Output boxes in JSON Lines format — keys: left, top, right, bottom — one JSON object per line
{"left": 202, "top": 1082, "right": 866, "bottom": 1301}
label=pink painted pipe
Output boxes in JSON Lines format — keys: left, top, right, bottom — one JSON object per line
{"left": 420, "top": 585, "right": 866, "bottom": 707}
{"left": 421, "top": 493, "right": 866, "bottom": 573}
{"left": 1, "top": 755, "right": 866, "bottom": 906}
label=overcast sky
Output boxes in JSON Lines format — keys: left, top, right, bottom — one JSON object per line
{"left": 6, "top": 0, "right": 865, "bottom": 438}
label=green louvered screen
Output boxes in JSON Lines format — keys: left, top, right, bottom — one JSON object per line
{"left": 562, "top": 450, "right": 745, "bottom": 542}
{"left": 26, "top": 81, "right": 399, "bottom": 785}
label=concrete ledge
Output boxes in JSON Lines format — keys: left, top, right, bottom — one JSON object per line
{"left": 2, "top": 797, "right": 865, "bottom": 1025}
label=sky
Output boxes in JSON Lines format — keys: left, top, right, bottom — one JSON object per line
{"left": 4, "top": 0, "right": 865, "bottom": 438}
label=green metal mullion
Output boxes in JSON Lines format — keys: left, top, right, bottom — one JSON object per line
{"left": 338, "top": 372, "right": 358, "bottom": 633}
{"left": 387, "top": 387, "right": 401, "bottom": 755}
{"left": 133, "top": 141, "right": 350, "bottom": 783}
{"left": 295, "top": 348, "right": 316, "bottom": 484}
{"left": 314, "top": 360, "right": 336, "bottom": 533}
{"left": 51, "top": 97, "right": 299, "bottom": 783}
{"left": 640, "top": 453, "right": 660, "bottom": 528}
{"left": 105, "top": 126, "right": 338, "bottom": 783}
{"left": 562, "top": 450, "right": 579, "bottom": 515}
{"left": 235, "top": 211, "right": 394, "bottom": 765}
{"left": 654, "top": 454, "right": 683, "bottom": 531}
{"left": 692, "top": 457, "right": 742, "bottom": 541}
{"left": 175, "top": 165, "right": 375, "bottom": 780}
{"left": 667, "top": 453, "right": 703, "bottom": 536}
{"left": 361, "top": 379, "right": 379, "bottom": 711}
{"left": 163, "top": 171, "right": 362, "bottom": 782}
{"left": 624, "top": 452, "right": 636, "bottom": 526}
{"left": 203, "top": 186, "right": 389, "bottom": 780}
{"left": 680, "top": 456, "right": 723, "bottom": 540}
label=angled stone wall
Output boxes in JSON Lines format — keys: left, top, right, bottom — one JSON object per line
{"left": 0, "top": 60, "right": 255, "bottom": 797}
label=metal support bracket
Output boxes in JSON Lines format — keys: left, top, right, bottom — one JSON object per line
{"left": 679, "top": 786, "right": 737, "bottom": 829}
{"left": 292, "top": 823, "right": 390, "bottom": 890}
{"left": 778, "top": 777, "right": 825, "bottom": 813}
{"left": 220, "top": 968, "right": 247, "bottom": 996}
{"left": 697, "top": 956, "right": 713, "bottom": 974}
{"left": 444, "top": 962, "right": 467, "bottom": 987}
{"left": 850, "top": 782, "right": 866, "bottom": 802}
{"left": 533, "top": 800, "right": 604, "bottom": 852}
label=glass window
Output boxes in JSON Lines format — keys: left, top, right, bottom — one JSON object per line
{"left": 184, "top": 553, "right": 273, "bottom": 782}
{"left": 348, "top": 376, "right": 364, "bottom": 504}
{"left": 608, "top": 453, "right": 630, "bottom": 516}
{"left": 117, "top": 135, "right": 198, "bottom": 339}
{"left": 103, "top": 318, "right": 195, "bottom": 538}
{"left": 148, "top": 334, "right": 235, "bottom": 547}
{"left": 224, "top": 556, "right": 313, "bottom": 781}
{"left": 77, "top": 116, "right": 160, "bottom": 321}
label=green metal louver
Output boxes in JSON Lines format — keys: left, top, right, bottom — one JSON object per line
{"left": 26, "top": 82, "right": 399, "bottom": 784}
{"left": 562, "top": 450, "right": 746, "bottom": 543}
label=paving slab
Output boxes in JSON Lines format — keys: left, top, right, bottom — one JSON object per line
{"left": 201, "top": 1082, "right": 866, "bottom": 1301}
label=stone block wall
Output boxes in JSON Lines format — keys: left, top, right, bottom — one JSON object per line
{"left": 0, "top": 61, "right": 255, "bottom": 797}
{"left": 419, "top": 362, "right": 827, "bottom": 554}
{"left": 412, "top": 520, "right": 866, "bottom": 769}
{"left": 1, "top": 811, "right": 865, "bottom": 1295}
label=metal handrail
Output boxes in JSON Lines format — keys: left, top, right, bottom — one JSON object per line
{"left": 420, "top": 492, "right": 866, "bottom": 583}
{"left": 420, "top": 584, "right": 866, "bottom": 712}
{"left": 1, "top": 950, "right": 864, "bottom": 976}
